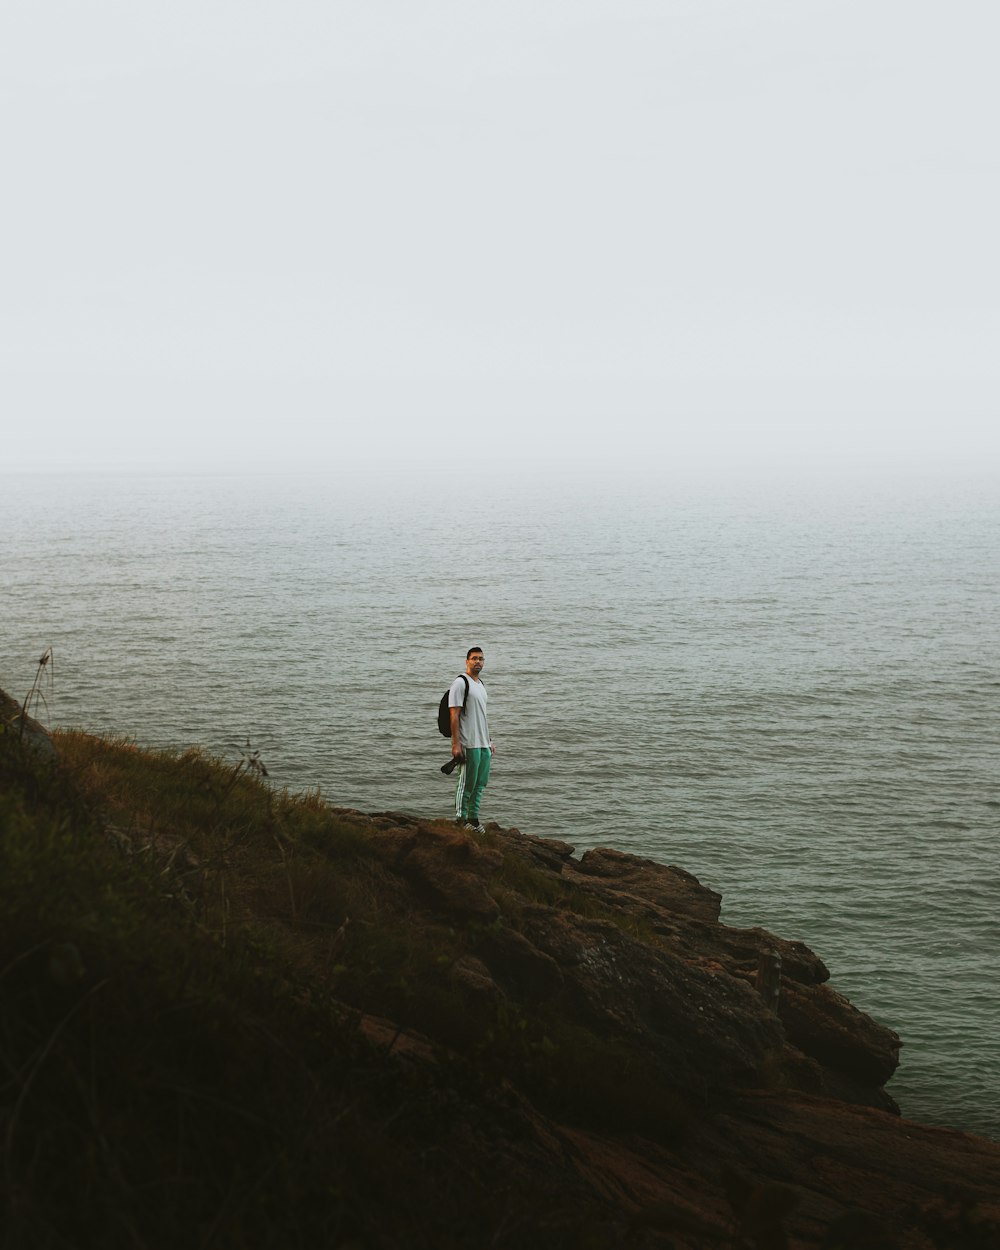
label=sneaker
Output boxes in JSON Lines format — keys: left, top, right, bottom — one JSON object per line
{"left": 466, "top": 820, "right": 486, "bottom": 834}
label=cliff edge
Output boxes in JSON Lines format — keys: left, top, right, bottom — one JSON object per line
{"left": 1, "top": 699, "right": 998, "bottom": 1249}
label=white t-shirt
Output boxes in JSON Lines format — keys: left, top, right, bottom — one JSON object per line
{"left": 448, "top": 675, "right": 490, "bottom": 749}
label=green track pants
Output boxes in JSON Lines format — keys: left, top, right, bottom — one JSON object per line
{"left": 454, "top": 747, "right": 491, "bottom": 822}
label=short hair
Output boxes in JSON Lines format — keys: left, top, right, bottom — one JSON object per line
{"left": 467, "top": 646, "right": 483, "bottom": 659}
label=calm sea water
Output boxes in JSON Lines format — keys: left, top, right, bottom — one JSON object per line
{"left": 2, "top": 466, "right": 998, "bottom": 1139}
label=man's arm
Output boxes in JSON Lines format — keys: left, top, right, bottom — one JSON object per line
{"left": 450, "top": 705, "right": 463, "bottom": 758}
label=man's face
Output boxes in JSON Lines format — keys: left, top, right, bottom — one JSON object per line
{"left": 467, "top": 651, "right": 484, "bottom": 676}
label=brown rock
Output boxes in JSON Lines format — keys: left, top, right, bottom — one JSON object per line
{"left": 571, "top": 845, "right": 723, "bottom": 921}
{"left": 515, "top": 907, "right": 786, "bottom": 1090}
{"left": 448, "top": 954, "right": 498, "bottom": 1001}
{"left": 475, "top": 922, "right": 564, "bottom": 1001}
{"left": 0, "top": 686, "right": 55, "bottom": 760}
{"left": 366, "top": 818, "right": 502, "bottom": 919}
{"left": 502, "top": 827, "right": 577, "bottom": 873}
{"left": 777, "top": 980, "right": 902, "bottom": 1101}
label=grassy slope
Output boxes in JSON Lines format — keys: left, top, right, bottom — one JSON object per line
{"left": 1, "top": 729, "right": 688, "bottom": 1250}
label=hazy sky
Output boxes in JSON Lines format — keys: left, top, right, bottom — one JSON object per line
{"left": 2, "top": 1, "right": 997, "bottom": 475}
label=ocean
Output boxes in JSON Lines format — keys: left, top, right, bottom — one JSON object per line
{"left": 2, "top": 465, "right": 997, "bottom": 1140}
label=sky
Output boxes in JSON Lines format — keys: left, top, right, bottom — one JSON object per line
{"left": 2, "top": 1, "right": 998, "bottom": 477}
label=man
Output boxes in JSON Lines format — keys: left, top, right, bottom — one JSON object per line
{"left": 448, "top": 646, "right": 494, "bottom": 833}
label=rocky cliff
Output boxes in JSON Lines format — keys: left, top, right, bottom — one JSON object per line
{"left": 321, "top": 808, "right": 1000, "bottom": 1247}
{"left": 2, "top": 698, "right": 999, "bottom": 1249}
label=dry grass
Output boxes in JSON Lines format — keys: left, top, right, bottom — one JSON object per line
{"left": 1, "top": 727, "right": 703, "bottom": 1249}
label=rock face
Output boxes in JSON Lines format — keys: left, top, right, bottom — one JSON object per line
{"left": 360, "top": 815, "right": 899, "bottom": 1112}
{"left": 332, "top": 808, "right": 1000, "bottom": 1247}
{"left": 0, "top": 686, "right": 55, "bottom": 759}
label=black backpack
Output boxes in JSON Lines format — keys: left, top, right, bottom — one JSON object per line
{"left": 437, "top": 675, "right": 482, "bottom": 736}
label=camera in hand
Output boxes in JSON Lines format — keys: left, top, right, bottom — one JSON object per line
{"left": 441, "top": 753, "right": 465, "bottom": 775}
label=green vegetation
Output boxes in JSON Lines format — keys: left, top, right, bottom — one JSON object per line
{"left": 7, "top": 721, "right": 988, "bottom": 1250}
{"left": 1, "top": 726, "right": 694, "bottom": 1249}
